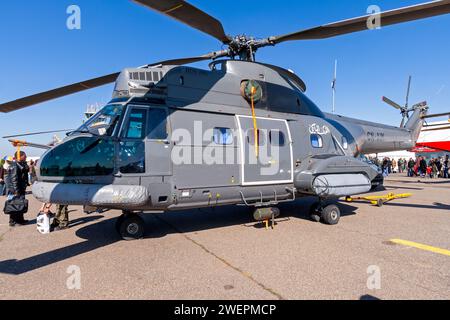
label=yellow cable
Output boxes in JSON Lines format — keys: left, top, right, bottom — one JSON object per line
{"left": 250, "top": 86, "right": 259, "bottom": 158}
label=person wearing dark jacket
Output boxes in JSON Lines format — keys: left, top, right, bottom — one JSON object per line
{"left": 0, "top": 160, "right": 5, "bottom": 196}
{"left": 444, "top": 155, "right": 449, "bottom": 178}
{"left": 4, "top": 152, "right": 29, "bottom": 226}
{"left": 16, "top": 153, "right": 30, "bottom": 196}
{"left": 407, "top": 158, "right": 415, "bottom": 177}
{"left": 419, "top": 157, "right": 427, "bottom": 178}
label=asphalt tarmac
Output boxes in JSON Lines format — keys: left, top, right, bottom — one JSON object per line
{"left": 0, "top": 174, "right": 449, "bottom": 300}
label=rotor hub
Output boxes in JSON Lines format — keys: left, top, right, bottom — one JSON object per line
{"left": 226, "top": 35, "right": 273, "bottom": 62}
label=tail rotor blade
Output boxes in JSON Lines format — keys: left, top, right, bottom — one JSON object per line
{"left": 405, "top": 75, "right": 412, "bottom": 108}
{"left": 400, "top": 117, "right": 406, "bottom": 128}
{"left": 382, "top": 96, "right": 403, "bottom": 110}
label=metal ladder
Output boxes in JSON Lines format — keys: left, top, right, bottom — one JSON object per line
{"left": 239, "top": 187, "right": 296, "bottom": 207}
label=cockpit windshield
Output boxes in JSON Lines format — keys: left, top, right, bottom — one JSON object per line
{"left": 73, "top": 104, "right": 124, "bottom": 137}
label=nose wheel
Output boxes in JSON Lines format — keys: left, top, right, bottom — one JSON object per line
{"left": 310, "top": 202, "right": 341, "bottom": 225}
{"left": 116, "top": 212, "right": 145, "bottom": 240}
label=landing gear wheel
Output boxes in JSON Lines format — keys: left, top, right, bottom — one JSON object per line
{"left": 309, "top": 203, "right": 321, "bottom": 222}
{"left": 118, "top": 214, "right": 145, "bottom": 240}
{"left": 321, "top": 204, "right": 341, "bottom": 225}
{"left": 376, "top": 199, "right": 384, "bottom": 207}
{"left": 115, "top": 214, "right": 126, "bottom": 232}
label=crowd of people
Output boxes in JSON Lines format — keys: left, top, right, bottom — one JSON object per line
{"left": 1, "top": 152, "right": 69, "bottom": 230}
{"left": 369, "top": 155, "right": 449, "bottom": 179}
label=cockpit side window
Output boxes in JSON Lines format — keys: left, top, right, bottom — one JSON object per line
{"left": 123, "top": 109, "right": 148, "bottom": 139}
{"left": 118, "top": 106, "right": 148, "bottom": 174}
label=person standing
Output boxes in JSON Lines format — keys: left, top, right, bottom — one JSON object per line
{"left": 398, "top": 158, "right": 403, "bottom": 174}
{"left": 407, "top": 158, "right": 415, "bottom": 177}
{"left": 3, "top": 153, "right": 29, "bottom": 226}
{"left": 382, "top": 158, "right": 389, "bottom": 177}
{"left": 444, "top": 155, "right": 449, "bottom": 178}
{"left": 16, "top": 152, "right": 30, "bottom": 196}
{"left": 392, "top": 158, "right": 397, "bottom": 174}
{"left": 51, "top": 204, "right": 70, "bottom": 231}
{"left": 432, "top": 160, "right": 438, "bottom": 179}
{"left": 0, "top": 158, "right": 5, "bottom": 196}
{"left": 435, "top": 158, "right": 442, "bottom": 178}
{"left": 419, "top": 157, "right": 427, "bottom": 178}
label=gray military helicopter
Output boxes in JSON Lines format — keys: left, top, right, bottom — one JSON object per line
{"left": 2, "top": 0, "right": 450, "bottom": 240}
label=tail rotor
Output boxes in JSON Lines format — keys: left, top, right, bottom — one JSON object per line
{"left": 382, "top": 76, "right": 423, "bottom": 128}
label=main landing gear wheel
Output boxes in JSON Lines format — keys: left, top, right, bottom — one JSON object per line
{"left": 117, "top": 213, "right": 145, "bottom": 241}
{"left": 310, "top": 202, "right": 341, "bottom": 225}
{"left": 320, "top": 204, "right": 341, "bottom": 225}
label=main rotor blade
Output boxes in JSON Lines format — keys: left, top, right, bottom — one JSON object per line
{"left": 382, "top": 96, "right": 403, "bottom": 110}
{"left": 422, "top": 125, "right": 450, "bottom": 131}
{"left": 3, "top": 129, "right": 74, "bottom": 139}
{"left": 424, "top": 121, "right": 450, "bottom": 127}
{"left": 0, "top": 54, "right": 224, "bottom": 114}
{"left": 8, "top": 139, "right": 52, "bottom": 150}
{"left": 143, "top": 50, "right": 228, "bottom": 68}
{"left": 271, "top": 0, "right": 450, "bottom": 43}
{"left": 0, "top": 73, "right": 120, "bottom": 114}
{"left": 132, "top": 0, "right": 230, "bottom": 43}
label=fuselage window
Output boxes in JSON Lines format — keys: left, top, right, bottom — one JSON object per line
{"left": 269, "top": 130, "right": 286, "bottom": 147}
{"left": 342, "top": 136, "right": 348, "bottom": 150}
{"left": 247, "top": 129, "right": 266, "bottom": 146}
{"left": 124, "top": 109, "right": 148, "bottom": 139}
{"left": 213, "top": 127, "right": 233, "bottom": 145}
{"left": 148, "top": 108, "right": 168, "bottom": 140}
{"left": 119, "top": 141, "right": 145, "bottom": 174}
{"left": 119, "top": 107, "right": 148, "bottom": 174}
{"left": 311, "top": 134, "right": 323, "bottom": 148}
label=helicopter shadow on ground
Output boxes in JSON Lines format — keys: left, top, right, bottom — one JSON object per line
{"left": 379, "top": 201, "right": 450, "bottom": 211}
{"left": 0, "top": 198, "right": 358, "bottom": 275}
{"left": 388, "top": 179, "right": 450, "bottom": 185}
{"left": 0, "top": 215, "right": 104, "bottom": 275}
{"left": 419, "top": 180, "right": 450, "bottom": 185}
{"left": 146, "top": 197, "right": 359, "bottom": 238}
{"left": 383, "top": 185, "right": 424, "bottom": 191}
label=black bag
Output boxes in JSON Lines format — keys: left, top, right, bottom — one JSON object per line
{"left": 3, "top": 197, "right": 29, "bottom": 215}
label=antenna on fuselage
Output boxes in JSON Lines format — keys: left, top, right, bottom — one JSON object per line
{"left": 331, "top": 60, "right": 337, "bottom": 113}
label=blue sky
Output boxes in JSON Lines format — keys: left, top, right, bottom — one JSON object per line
{"left": 1, "top": 0, "right": 449, "bottom": 157}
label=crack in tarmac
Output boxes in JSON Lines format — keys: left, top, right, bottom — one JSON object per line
{"left": 154, "top": 215, "right": 285, "bottom": 300}
{"left": 0, "top": 228, "right": 11, "bottom": 242}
